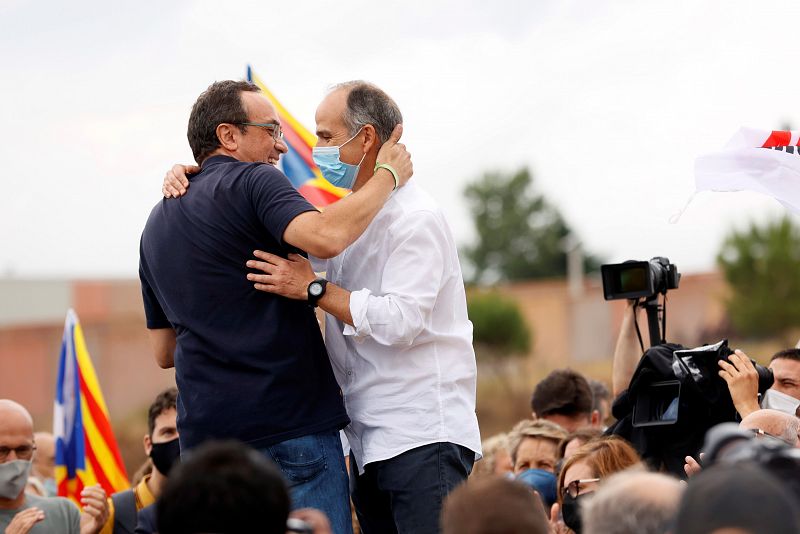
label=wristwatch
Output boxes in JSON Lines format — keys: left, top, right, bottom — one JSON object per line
{"left": 307, "top": 278, "right": 328, "bottom": 307}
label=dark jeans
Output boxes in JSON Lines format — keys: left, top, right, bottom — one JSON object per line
{"left": 258, "top": 429, "right": 353, "bottom": 534}
{"left": 350, "top": 442, "right": 475, "bottom": 534}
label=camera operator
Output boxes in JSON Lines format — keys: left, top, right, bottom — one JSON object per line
{"left": 715, "top": 347, "right": 800, "bottom": 419}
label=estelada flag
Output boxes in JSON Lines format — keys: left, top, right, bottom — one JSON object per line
{"left": 694, "top": 127, "right": 800, "bottom": 213}
{"left": 54, "top": 309, "right": 129, "bottom": 504}
{"left": 246, "top": 65, "right": 348, "bottom": 207}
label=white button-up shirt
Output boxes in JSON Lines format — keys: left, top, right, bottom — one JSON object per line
{"left": 320, "top": 182, "right": 482, "bottom": 473}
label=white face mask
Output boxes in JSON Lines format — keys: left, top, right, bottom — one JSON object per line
{"left": 761, "top": 388, "right": 800, "bottom": 416}
{"left": 0, "top": 459, "right": 31, "bottom": 499}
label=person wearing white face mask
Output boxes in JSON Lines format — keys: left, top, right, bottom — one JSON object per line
{"left": 0, "top": 400, "right": 109, "bottom": 534}
{"left": 161, "top": 81, "right": 479, "bottom": 534}
{"left": 717, "top": 348, "right": 800, "bottom": 419}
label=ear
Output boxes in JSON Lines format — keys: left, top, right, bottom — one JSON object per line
{"left": 591, "top": 410, "right": 601, "bottom": 427}
{"left": 216, "top": 123, "right": 239, "bottom": 151}
{"left": 531, "top": 411, "right": 539, "bottom": 420}
{"left": 361, "top": 124, "right": 379, "bottom": 153}
{"left": 143, "top": 434, "right": 152, "bottom": 456}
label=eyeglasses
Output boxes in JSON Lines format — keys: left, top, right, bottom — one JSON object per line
{"left": 236, "top": 122, "right": 284, "bottom": 141}
{"left": 747, "top": 427, "right": 797, "bottom": 447}
{"left": 561, "top": 478, "right": 600, "bottom": 499}
{"left": 0, "top": 444, "right": 37, "bottom": 462}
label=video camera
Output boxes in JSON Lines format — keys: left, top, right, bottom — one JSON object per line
{"left": 601, "top": 256, "right": 680, "bottom": 347}
{"left": 601, "top": 257, "right": 680, "bottom": 301}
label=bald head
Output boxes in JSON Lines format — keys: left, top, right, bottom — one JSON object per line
{"left": 739, "top": 409, "right": 800, "bottom": 447}
{"left": 583, "top": 470, "right": 684, "bottom": 534}
{"left": 0, "top": 400, "right": 33, "bottom": 436}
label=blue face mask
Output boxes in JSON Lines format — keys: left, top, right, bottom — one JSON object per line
{"left": 312, "top": 128, "right": 365, "bottom": 190}
{"left": 516, "top": 468, "right": 557, "bottom": 508}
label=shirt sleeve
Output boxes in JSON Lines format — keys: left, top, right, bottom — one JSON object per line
{"left": 245, "top": 164, "right": 319, "bottom": 247}
{"left": 343, "top": 211, "right": 446, "bottom": 347}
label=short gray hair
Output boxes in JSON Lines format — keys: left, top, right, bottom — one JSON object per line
{"left": 582, "top": 469, "right": 683, "bottom": 534}
{"left": 329, "top": 81, "right": 402, "bottom": 143}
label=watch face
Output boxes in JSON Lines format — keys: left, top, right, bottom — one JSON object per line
{"left": 309, "top": 282, "right": 323, "bottom": 297}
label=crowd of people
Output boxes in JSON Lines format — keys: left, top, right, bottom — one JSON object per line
{"left": 2, "top": 77, "right": 800, "bottom": 533}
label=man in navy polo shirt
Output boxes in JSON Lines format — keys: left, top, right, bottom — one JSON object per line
{"left": 138, "top": 80, "right": 411, "bottom": 533}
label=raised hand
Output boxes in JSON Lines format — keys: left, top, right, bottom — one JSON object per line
{"left": 375, "top": 124, "right": 413, "bottom": 188}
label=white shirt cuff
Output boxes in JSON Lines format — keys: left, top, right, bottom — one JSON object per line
{"left": 344, "top": 288, "right": 372, "bottom": 339}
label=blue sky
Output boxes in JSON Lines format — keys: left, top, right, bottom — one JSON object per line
{"left": 1, "top": 0, "right": 798, "bottom": 277}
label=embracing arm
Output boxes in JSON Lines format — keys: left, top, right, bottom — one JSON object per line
{"left": 247, "top": 211, "right": 445, "bottom": 347}
{"left": 161, "top": 125, "right": 413, "bottom": 260}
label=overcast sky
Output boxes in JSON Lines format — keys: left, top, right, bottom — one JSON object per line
{"left": 1, "top": 0, "right": 798, "bottom": 278}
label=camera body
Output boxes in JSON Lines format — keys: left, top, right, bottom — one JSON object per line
{"left": 601, "top": 256, "right": 680, "bottom": 301}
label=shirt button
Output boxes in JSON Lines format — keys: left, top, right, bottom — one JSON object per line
{"left": 347, "top": 370, "right": 353, "bottom": 376}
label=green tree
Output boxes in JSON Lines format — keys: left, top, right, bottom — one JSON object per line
{"left": 462, "top": 167, "right": 597, "bottom": 284}
{"left": 717, "top": 216, "right": 800, "bottom": 338}
{"left": 468, "top": 291, "right": 531, "bottom": 358}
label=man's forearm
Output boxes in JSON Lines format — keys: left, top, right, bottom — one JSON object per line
{"left": 283, "top": 169, "right": 396, "bottom": 258}
{"left": 318, "top": 283, "right": 353, "bottom": 326}
{"left": 612, "top": 304, "right": 642, "bottom": 396}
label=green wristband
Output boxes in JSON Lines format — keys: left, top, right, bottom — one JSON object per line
{"left": 374, "top": 163, "right": 400, "bottom": 190}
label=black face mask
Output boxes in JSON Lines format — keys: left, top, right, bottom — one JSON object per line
{"left": 561, "top": 492, "right": 590, "bottom": 533}
{"left": 150, "top": 437, "right": 181, "bottom": 476}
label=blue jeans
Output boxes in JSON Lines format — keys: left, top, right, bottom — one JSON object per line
{"left": 259, "top": 429, "right": 353, "bottom": 534}
{"left": 350, "top": 442, "right": 475, "bottom": 534}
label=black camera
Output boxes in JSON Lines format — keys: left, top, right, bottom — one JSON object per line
{"left": 601, "top": 257, "right": 681, "bottom": 301}
{"left": 673, "top": 339, "right": 774, "bottom": 403}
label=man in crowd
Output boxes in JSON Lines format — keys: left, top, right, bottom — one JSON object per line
{"left": 582, "top": 469, "right": 684, "bottom": 534}
{"left": 140, "top": 80, "right": 411, "bottom": 532}
{"left": 441, "top": 476, "right": 549, "bottom": 534}
{"left": 155, "top": 441, "right": 290, "bottom": 534}
{"left": 589, "top": 379, "right": 612, "bottom": 426}
{"left": 0, "top": 399, "right": 109, "bottom": 534}
{"left": 675, "top": 463, "right": 800, "bottom": 534}
{"left": 101, "top": 388, "right": 179, "bottom": 534}
{"left": 739, "top": 408, "right": 800, "bottom": 447}
{"left": 242, "top": 81, "right": 482, "bottom": 534}
{"left": 531, "top": 369, "right": 600, "bottom": 432}
{"left": 26, "top": 432, "right": 56, "bottom": 497}
{"left": 612, "top": 302, "right": 800, "bottom": 417}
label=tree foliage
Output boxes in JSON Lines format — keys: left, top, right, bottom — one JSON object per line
{"left": 462, "top": 167, "right": 598, "bottom": 284}
{"left": 467, "top": 291, "right": 531, "bottom": 357}
{"left": 717, "top": 216, "right": 800, "bottom": 338}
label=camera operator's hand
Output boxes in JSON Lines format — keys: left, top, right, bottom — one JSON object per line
{"left": 718, "top": 349, "right": 760, "bottom": 419}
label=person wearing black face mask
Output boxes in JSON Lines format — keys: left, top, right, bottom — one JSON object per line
{"left": 551, "top": 437, "right": 642, "bottom": 534}
{"left": 100, "top": 388, "right": 180, "bottom": 534}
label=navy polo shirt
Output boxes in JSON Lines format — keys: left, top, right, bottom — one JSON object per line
{"left": 139, "top": 155, "right": 349, "bottom": 450}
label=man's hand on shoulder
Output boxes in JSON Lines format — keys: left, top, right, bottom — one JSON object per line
{"left": 246, "top": 251, "right": 316, "bottom": 300}
{"left": 162, "top": 164, "right": 198, "bottom": 198}
{"left": 375, "top": 124, "right": 413, "bottom": 189}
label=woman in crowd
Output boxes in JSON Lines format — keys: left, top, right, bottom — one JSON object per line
{"left": 551, "top": 436, "right": 641, "bottom": 534}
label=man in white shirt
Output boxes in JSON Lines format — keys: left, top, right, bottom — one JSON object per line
{"left": 245, "top": 81, "right": 482, "bottom": 534}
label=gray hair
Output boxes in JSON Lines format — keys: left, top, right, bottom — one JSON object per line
{"left": 329, "top": 80, "right": 402, "bottom": 143}
{"left": 582, "top": 469, "right": 683, "bottom": 534}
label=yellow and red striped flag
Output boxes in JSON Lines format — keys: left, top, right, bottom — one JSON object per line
{"left": 54, "top": 309, "right": 129, "bottom": 503}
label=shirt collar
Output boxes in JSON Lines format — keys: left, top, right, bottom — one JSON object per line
{"left": 201, "top": 154, "right": 238, "bottom": 169}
